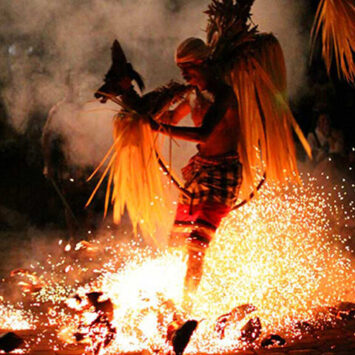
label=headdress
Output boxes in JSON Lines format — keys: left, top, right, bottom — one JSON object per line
{"left": 175, "top": 37, "right": 210, "bottom": 64}
{"left": 205, "top": 0, "right": 311, "bottom": 199}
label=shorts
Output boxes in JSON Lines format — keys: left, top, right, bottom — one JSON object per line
{"left": 170, "top": 151, "right": 242, "bottom": 251}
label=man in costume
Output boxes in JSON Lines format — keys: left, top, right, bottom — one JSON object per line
{"left": 151, "top": 0, "right": 354, "bottom": 305}
{"left": 93, "top": 0, "right": 311, "bottom": 308}
{"left": 150, "top": 37, "right": 243, "bottom": 298}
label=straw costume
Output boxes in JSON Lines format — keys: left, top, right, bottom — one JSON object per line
{"left": 91, "top": 0, "right": 312, "bottom": 296}
{"left": 311, "top": 0, "right": 355, "bottom": 84}
{"left": 165, "top": 0, "right": 313, "bottom": 295}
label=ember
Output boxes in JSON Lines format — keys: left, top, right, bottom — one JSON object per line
{"left": 10, "top": 269, "right": 45, "bottom": 294}
{"left": 240, "top": 317, "right": 262, "bottom": 343}
{"left": 261, "top": 334, "right": 286, "bottom": 347}
{"left": 0, "top": 177, "right": 353, "bottom": 354}
{"left": 0, "top": 332, "right": 23, "bottom": 353}
{"left": 215, "top": 304, "right": 257, "bottom": 338}
{"left": 0, "top": 302, "right": 35, "bottom": 331}
{"left": 75, "top": 241, "right": 99, "bottom": 253}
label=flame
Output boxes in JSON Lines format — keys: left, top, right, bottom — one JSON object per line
{"left": 11, "top": 268, "right": 46, "bottom": 293}
{"left": 0, "top": 301, "right": 35, "bottom": 330}
{"left": 1, "top": 176, "right": 354, "bottom": 354}
{"left": 188, "top": 180, "right": 354, "bottom": 351}
{"left": 75, "top": 240, "right": 99, "bottom": 253}
{"left": 63, "top": 178, "right": 352, "bottom": 354}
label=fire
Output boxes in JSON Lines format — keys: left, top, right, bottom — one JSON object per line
{"left": 1, "top": 175, "right": 354, "bottom": 354}
{"left": 10, "top": 268, "right": 45, "bottom": 293}
{"left": 75, "top": 240, "right": 100, "bottom": 253}
{"left": 59, "top": 249, "right": 187, "bottom": 352}
{"left": 0, "top": 300, "right": 35, "bottom": 330}
{"left": 187, "top": 179, "right": 354, "bottom": 351}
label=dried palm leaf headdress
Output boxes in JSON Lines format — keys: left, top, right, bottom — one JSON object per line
{"left": 204, "top": 0, "right": 311, "bottom": 199}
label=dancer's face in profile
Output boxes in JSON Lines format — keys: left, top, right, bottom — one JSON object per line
{"left": 178, "top": 61, "right": 208, "bottom": 89}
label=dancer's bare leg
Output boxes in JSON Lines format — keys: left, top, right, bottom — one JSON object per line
{"left": 183, "top": 247, "right": 206, "bottom": 310}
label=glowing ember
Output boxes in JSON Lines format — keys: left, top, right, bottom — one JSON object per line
{"left": 188, "top": 179, "right": 354, "bottom": 351}
{"left": 80, "top": 178, "right": 353, "bottom": 353}
{"left": 10, "top": 268, "right": 45, "bottom": 294}
{"left": 0, "top": 301, "right": 35, "bottom": 330}
{"left": 1, "top": 176, "right": 354, "bottom": 354}
{"left": 75, "top": 240, "right": 99, "bottom": 253}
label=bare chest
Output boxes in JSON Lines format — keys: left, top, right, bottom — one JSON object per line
{"left": 189, "top": 90, "right": 213, "bottom": 126}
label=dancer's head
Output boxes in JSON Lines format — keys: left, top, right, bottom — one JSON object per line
{"left": 175, "top": 37, "right": 211, "bottom": 89}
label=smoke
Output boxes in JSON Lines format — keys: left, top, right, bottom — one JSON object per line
{"left": 0, "top": 0, "right": 309, "bottom": 169}
{"left": 252, "top": 0, "right": 309, "bottom": 96}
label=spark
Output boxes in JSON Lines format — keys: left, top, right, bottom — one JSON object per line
{"left": 1, "top": 175, "right": 353, "bottom": 354}
{"left": 0, "top": 302, "right": 35, "bottom": 330}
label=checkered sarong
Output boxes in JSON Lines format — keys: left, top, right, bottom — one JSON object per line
{"left": 170, "top": 151, "right": 242, "bottom": 251}
{"left": 179, "top": 151, "right": 242, "bottom": 207}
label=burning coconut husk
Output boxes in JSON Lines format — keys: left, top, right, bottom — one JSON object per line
{"left": 169, "top": 320, "right": 198, "bottom": 355}
{"left": 0, "top": 174, "right": 353, "bottom": 354}
{"left": 66, "top": 291, "right": 116, "bottom": 354}
{"left": 215, "top": 304, "right": 257, "bottom": 338}
{"left": 240, "top": 317, "right": 262, "bottom": 344}
{"left": 10, "top": 268, "right": 45, "bottom": 294}
{"left": 0, "top": 332, "right": 24, "bottom": 353}
{"left": 261, "top": 334, "right": 286, "bottom": 348}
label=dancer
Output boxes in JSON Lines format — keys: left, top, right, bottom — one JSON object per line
{"left": 93, "top": 0, "right": 311, "bottom": 305}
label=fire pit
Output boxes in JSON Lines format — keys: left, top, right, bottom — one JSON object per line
{"left": 0, "top": 178, "right": 354, "bottom": 354}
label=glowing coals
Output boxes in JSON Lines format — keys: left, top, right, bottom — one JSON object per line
{"left": 1, "top": 177, "right": 354, "bottom": 354}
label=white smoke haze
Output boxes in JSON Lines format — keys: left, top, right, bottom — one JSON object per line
{"left": 252, "top": 0, "right": 308, "bottom": 97}
{"left": 44, "top": 97, "right": 115, "bottom": 167}
{"left": 0, "top": 0, "right": 309, "bottom": 169}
